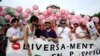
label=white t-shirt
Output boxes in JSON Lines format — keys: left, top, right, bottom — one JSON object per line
{"left": 75, "top": 26, "right": 87, "bottom": 38}
{"left": 6, "top": 27, "right": 24, "bottom": 56}
{"left": 56, "top": 27, "right": 71, "bottom": 39}
{"left": 6, "top": 27, "right": 22, "bottom": 38}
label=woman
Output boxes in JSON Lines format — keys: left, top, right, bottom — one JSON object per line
{"left": 23, "top": 15, "right": 39, "bottom": 56}
{"left": 6, "top": 18, "right": 23, "bottom": 56}
{"left": 56, "top": 19, "right": 73, "bottom": 41}
{"left": 40, "top": 21, "right": 58, "bottom": 43}
{"left": 75, "top": 23, "right": 90, "bottom": 39}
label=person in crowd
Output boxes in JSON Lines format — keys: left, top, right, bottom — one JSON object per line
{"left": 56, "top": 19, "right": 73, "bottom": 41}
{"left": 0, "top": 24, "right": 6, "bottom": 56}
{"left": 40, "top": 21, "right": 58, "bottom": 43}
{"left": 75, "top": 23, "right": 90, "bottom": 39}
{"left": 23, "top": 15, "right": 40, "bottom": 56}
{"left": 69, "top": 23, "right": 79, "bottom": 33}
{"left": 6, "top": 18, "right": 23, "bottom": 56}
{"left": 90, "top": 22, "right": 100, "bottom": 40}
{"left": 6, "top": 18, "right": 23, "bottom": 42}
{"left": 73, "top": 23, "right": 79, "bottom": 32}
{"left": 94, "top": 22, "right": 100, "bottom": 35}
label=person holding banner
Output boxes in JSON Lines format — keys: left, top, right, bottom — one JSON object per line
{"left": 56, "top": 19, "right": 73, "bottom": 41}
{"left": 75, "top": 23, "right": 90, "bottom": 39}
{"left": 94, "top": 22, "right": 100, "bottom": 35}
{"left": 6, "top": 18, "right": 23, "bottom": 56}
{"left": 40, "top": 21, "right": 59, "bottom": 43}
{"left": 23, "top": 15, "right": 39, "bottom": 56}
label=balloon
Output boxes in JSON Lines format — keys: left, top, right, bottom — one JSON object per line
{"left": 22, "top": 12, "right": 28, "bottom": 19}
{"left": 72, "top": 15, "right": 76, "bottom": 18}
{"left": 76, "top": 15, "right": 82, "bottom": 19}
{"left": 43, "top": 11, "right": 48, "bottom": 16}
{"left": 92, "top": 17, "right": 99, "bottom": 23}
{"left": 25, "top": 8, "right": 31, "bottom": 14}
{"left": 67, "top": 14, "right": 72, "bottom": 20}
{"left": 61, "top": 15, "right": 67, "bottom": 20}
{"left": 48, "top": 15, "right": 54, "bottom": 20}
{"left": 79, "top": 18, "right": 88, "bottom": 24}
{"left": 56, "top": 12, "right": 61, "bottom": 17}
{"left": 5, "top": 15, "right": 11, "bottom": 21}
{"left": 16, "top": 6, "right": 23, "bottom": 13}
{"left": 47, "top": 8, "right": 53, "bottom": 15}
{"left": 0, "top": 6, "right": 3, "bottom": 12}
{"left": 54, "top": 15, "right": 58, "bottom": 21}
{"left": 83, "top": 15, "right": 90, "bottom": 21}
{"left": 65, "top": 10, "right": 70, "bottom": 15}
{"left": 70, "top": 18, "right": 79, "bottom": 24}
{"left": 33, "top": 10, "right": 39, "bottom": 16}
{"left": 39, "top": 19, "right": 45, "bottom": 25}
{"left": 0, "top": 11, "right": 6, "bottom": 16}
{"left": 60, "top": 9, "right": 66, "bottom": 15}
{"left": 14, "top": 12, "right": 20, "bottom": 17}
{"left": 33, "top": 5, "right": 38, "bottom": 10}
{"left": 38, "top": 15, "right": 45, "bottom": 20}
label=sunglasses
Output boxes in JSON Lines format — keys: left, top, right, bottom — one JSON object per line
{"left": 60, "top": 23, "right": 66, "bottom": 24}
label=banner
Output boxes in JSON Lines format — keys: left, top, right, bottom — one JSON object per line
{"left": 6, "top": 37, "right": 100, "bottom": 56}
{"left": 86, "top": 21, "right": 98, "bottom": 40}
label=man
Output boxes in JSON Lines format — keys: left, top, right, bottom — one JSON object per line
{"left": 40, "top": 21, "right": 58, "bottom": 43}
{"left": 6, "top": 18, "right": 23, "bottom": 56}
{"left": 56, "top": 19, "right": 73, "bottom": 41}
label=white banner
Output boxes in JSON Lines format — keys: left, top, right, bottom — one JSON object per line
{"left": 6, "top": 37, "right": 100, "bottom": 56}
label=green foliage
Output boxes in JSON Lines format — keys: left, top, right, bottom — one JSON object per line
{"left": 0, "top": 16, "right": 7, "bottom": 24}
{"left": 4, "top": 7, "right": 14, "bottom": 16}
{"left": 93, "top": 12, "right": 100, "bottom": 19}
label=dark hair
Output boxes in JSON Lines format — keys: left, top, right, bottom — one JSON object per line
{"left": 29, "top": 15, "right": 39, "bottom": 23}
{"left": 80, "top": 23, "right": 86, "bottom": 28}
{"left": 45, "top": 22, "right": 51, "bottom": 24}
{"left": 74, "top": 23, "right": 79, "bottom": 26}
{"left": 11, "top": 18, "right": 19, "bottom": 23}
{"left": 60, "top": 19, "right": 66, "bottom": 23}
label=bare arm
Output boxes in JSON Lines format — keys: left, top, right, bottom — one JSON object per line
{"left": 76, "top": 33, "right": 86, "bottom": 39}
{"left": 8, "top": 37, "right": 19, "bottom": 42}
{"left": 23, "top": 26, "right": 29, "bottom": 49}
{"left": 68, "top": 32, "right": 73, "bottom": 41}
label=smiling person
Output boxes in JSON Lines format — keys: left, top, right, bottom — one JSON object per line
{"left": 23, "top": 15, "right": 39, "bottom": 56}
{"left": 56, "top": 19, "right": 73, "bottom": 41}
{"left": 40, "top": 21, "right": 59, "bottom": 43}
{"left": 6, "top": 18, "right": 23, "bottom": 56}
{"left": 75, "top": 23, "right": 90, "bottom": 39}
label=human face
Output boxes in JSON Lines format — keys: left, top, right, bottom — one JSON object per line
{"left": 12, "top": 21, "right": 19, "bottom": 27}
{"left": 45, "top": 23, "right": 51, "bottom": 29}
{"left": 80, "top": 23, "right": 86, "bottom": 29}
{"left": 60, "top": 21, "right": 66, "bottom": 28}
{"left": 33, "top": 20, "right": 38, "bottom": 26}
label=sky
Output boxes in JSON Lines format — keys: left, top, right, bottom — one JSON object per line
{"left": 0, "top": 0, "right": 100, "bottom": 16}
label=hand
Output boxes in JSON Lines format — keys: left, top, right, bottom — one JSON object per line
{"left": 58, "top": 37, "right": 62, "bottom": 39}
{"left": 33, "top": 36, "right": 37, "bottom": 39}
{"left": 41, "top": 36, "right": 46, "bottom": 41}
{"left": 28, "top": 49, "right": 32, "bottom": 56}
{"left": 70, "top": 38, "right": 73, "bottom": 41}
{"left": 18, "top": 37, "right": 23, "bottom": 40}
{"left": 47, "top": 38, "right": 52, "bottom": 41}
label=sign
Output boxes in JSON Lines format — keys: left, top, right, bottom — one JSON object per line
{"left": 6, "top": 37, "right": 100, "bottom": 56}
{"left": 86, "top": 21, "right": 98, "bottom": 40}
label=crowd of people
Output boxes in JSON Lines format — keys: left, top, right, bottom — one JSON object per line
{"left": 0, "top": 15, "right": 100, "bottom": 56}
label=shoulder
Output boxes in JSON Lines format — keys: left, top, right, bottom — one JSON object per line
{"left": 7, "top": 27, "right": 13, "bottom": 31}
{"left": 57, "top": 27, "right": 62, "bottom": 30}
{"left": 76, "top": 27, "right": 81, "bottom": 30}
{"left": 75, "top": 27, "right": 81, "bottom": 33}
{"left": 65, "top": 27, "right": 70, "bottom": 31}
